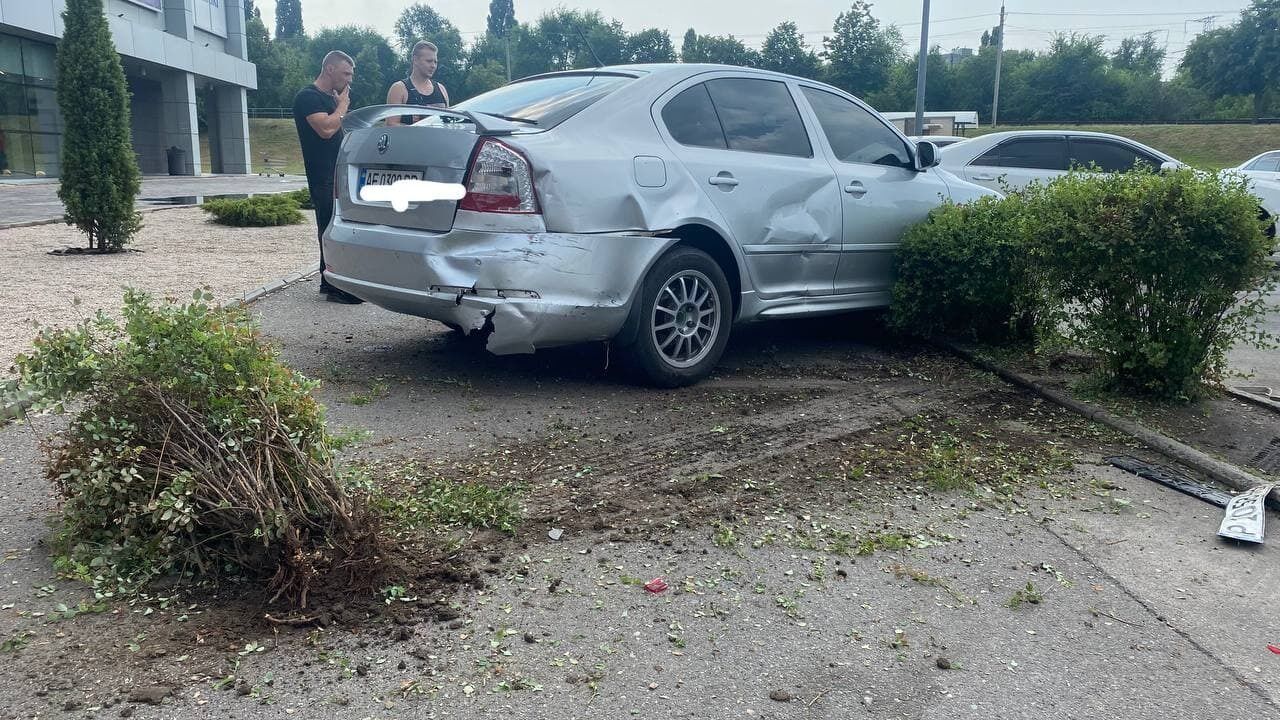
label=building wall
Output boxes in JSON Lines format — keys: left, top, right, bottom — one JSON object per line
{"left": 0, "top": 0, "right": 254, "bottom": 177}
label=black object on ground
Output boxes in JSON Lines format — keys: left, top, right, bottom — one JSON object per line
{"left": 1106, "top": 455, "right": 1235, "bottom": 508}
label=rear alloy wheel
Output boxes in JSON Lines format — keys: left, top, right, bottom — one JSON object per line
{"left": 627, "top": 247, "right": 731, "bottom": 387}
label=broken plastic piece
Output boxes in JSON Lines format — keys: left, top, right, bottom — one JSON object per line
{"left": 1268, "top": 644, "right": 1280, "bottom": 655}
{"left": 548, "top": 528, "right": 564, "bottom": 541}
{"left": 643, "top": 577, "right": 668, "bottom": 594}
{"left": 1105, "top": 455, "right": 1234, "bottom": 508}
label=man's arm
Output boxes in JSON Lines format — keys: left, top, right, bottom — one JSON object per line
{"left": 385, "top": 82, "right": 408, "bottom": 126}
{"left": 438, "top": 83, "right": 450, "bottom": 107}
{"left": 304, "top": 87, "right": 350, "bottom": 139}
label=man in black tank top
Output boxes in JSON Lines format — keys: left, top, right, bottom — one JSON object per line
{"left": 385, "top": 41, "right": 450, "bottom": 126}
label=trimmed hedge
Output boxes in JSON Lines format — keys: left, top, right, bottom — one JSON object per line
{"left": 201, "top": 193, "right": 305, "bottom": 227}
{"left": 890, "top": 194, "right": 1042, "bottom": 345}
{"left": 891, "top": 167, "right": 1275, "bottom": 399}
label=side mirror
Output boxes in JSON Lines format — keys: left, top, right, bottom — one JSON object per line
{"left": 915, "top": 141, "right": 941, "bottom": 171}
{"left": 1160, "top": 161, "right": 1180, "bottom": 173}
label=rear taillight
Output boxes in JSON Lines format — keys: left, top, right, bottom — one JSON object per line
{"left": 459, "top": 138, "right": 539, "bottom": 214}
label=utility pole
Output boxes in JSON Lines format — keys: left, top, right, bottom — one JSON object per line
{"left": 992, "top": 2, "right": 1006, "bottom": 128}
{"left": 914, "top": 0, "right": 930, "bottom": 137}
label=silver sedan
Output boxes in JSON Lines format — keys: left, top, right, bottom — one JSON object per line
{"left": 323, "top": 63, "right": 994, "bottom": 386}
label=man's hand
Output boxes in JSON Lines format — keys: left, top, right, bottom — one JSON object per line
{"left": 335, "top": 85, "right": 351, "bottom": 113}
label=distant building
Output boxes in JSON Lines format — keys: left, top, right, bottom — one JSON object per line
{"left": 881, "top": 111, "right": 980, "bottom": 136}
{"left": 0, "top": 0, "right": 257, "bottom": 178}
{"left": 942, "top": 47, "right": 974, "bottom": 66}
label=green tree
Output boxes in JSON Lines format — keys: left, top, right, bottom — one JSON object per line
{"left": 1112, "top": 33, "right": 1165, "bottom": 77}
{"left": 487, "top": 0, "right": 516, "bottom": 37}
{"left": 679, "top": 30, "right": 760, "bottom": 67}
{"left": 1181, "top": 0, "right": 1280, "bottom": 119}
{"left": 760, "top": 21, "right": 821, "bottom": 78}
{"left": 393, "top": 4, "right": 466, "bottom": 92}
{"left": 627, "top": 28, "right": 677, "bottom": 63}
{"left": 867, "top": 47, "right": 954, "bottom": 111}
{"left": 244, "top": 0, "right": 256, "bottom": 21}
{"left": 822, "top": 2, "right": 903, "bottom": 97}
{"left": 1006, "top": 34, "right": 1119, "bottom": 121}
{"left": 526, "top": 9, "right": 629, "bottom": 71}
{"left": 56, "top": 0, "right": 141, "bottom": 251}
{"left": 308, "top": 26, "right": 398, "bottom": 109}
{"left": 274, "top": 0, "right": 304, "bottom": 43}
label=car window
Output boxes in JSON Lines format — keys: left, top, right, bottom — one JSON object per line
{"left": 1246, "top": 153, "right": 1280, "bottom": 172}
{"left": 704, "top": 78, "right": 812, "bottom": 158}
{"left": 972, "top": 138, "right": 1068, "bottom": 170}
{"left": 452, "top": 73, "right": 635, "bottom": 128}
{"left": 661, "top": 83, "right": 727, "bottom": 150}
{"left": 800, "top": 86, "right": 911, "bottom": 168}
{"left": 1070, "top": 139, "right": 1160, "bottom": 173}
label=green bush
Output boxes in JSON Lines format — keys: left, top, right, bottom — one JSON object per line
{"left": 1029, "top": 167, "right": 1275, "bottom": 399}
{"left": 13, "top": 290, "right": 377, "bottom": 604}
{"left": 890, "top": 194, "right": 1043, "bottom": 345}
{"left": 56, "top": 0, "right": 142, "bottom": 251}
{"left": 285, "top": 188, "right": 315, "bottom": 210}
{"left": 201, "top": 194, "right": 305, "bottom": 227}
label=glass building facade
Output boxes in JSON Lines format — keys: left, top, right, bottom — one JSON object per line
{"left": 0, "top": 33, "right": 63, "bottom": 177}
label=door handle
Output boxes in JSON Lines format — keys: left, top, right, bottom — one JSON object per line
{"left": 971, "top": 174, "right": 996, "bottom": 181}
{"left": 844, "top": 181, "right": 867, "bottom": 196}
{"left": 708, "top": 175, "right": 739, "bottom": 188}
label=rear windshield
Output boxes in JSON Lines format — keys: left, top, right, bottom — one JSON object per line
{"left": 452, "top": 73, "right": 637, "bottom": 128}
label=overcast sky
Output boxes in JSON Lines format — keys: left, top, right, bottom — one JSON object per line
{"left": 253, "top": 0, "right": 1253, "bottom": 67}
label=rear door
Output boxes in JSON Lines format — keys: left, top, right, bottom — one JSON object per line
{"left": 797, "top": 85, "right": 953, "bottom": 297}
{"left": 962, "top": 136, "right": 1069, "bottom": 192}
{"left": 655, "top": 75, "right": 842, "bottom": 299}
{"left": 1067, "top": 137, "right": 1163, "bottom": 173}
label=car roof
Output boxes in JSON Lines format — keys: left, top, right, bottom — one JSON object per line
{"left": 945, "top": 129, "right": 1176, "bottom": 162}
{"left": 518, "top": 63, "right": 830, "bottom": 86}
{"left": 1239, "top": 150, "right": 1280, "bottom": 167}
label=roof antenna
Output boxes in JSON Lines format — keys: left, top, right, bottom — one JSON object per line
{"left": 574, "top": 28, "right": 605, "bottom": 68}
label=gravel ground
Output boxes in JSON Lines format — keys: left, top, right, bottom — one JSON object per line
{"left": 0, "top": 207, "right": 319, "bottom": 374}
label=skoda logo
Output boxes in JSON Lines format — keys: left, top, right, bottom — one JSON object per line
{"left": 377, "top": 133, "right": 390, "bottom": 154}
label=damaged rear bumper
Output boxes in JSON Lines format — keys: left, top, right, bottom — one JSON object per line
{"left": 322, "top": 217, "right": 675, "bottom": 354}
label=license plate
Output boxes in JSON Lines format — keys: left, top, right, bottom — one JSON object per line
{"left": 359, "top": 168, "right": 424, "bottom": 189}
{"left": 1218, "top": 483, "right": 1275, "bottom": 544}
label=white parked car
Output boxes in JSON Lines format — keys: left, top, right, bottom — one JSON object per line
{"left": 939, "top": 130, "right": 1278, "bottom": 238}
{"left": 324, "top": 64, "right": 995, "bottom": 386}
{"left": 908, "top": 135, "right": 969, "bottom": 148}
{"left": 1235, "top": 151, "right": 1280, "bottom": 182}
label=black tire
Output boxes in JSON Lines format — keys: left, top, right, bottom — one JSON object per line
{"left": 623, "top": 246, "right": 732, "bottom": 388}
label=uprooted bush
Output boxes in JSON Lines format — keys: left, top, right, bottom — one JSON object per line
{"left": 890, "top": 193, "right": 1044, "bottom": 345}
{"left": 201, "top": 193, "right": 305, "bottom": 227}
{"left": 14, "top": 290, "right": 379, "bottom": 605}
{"left": 1028, "top": 167, "right": 1275, "bottom": 399}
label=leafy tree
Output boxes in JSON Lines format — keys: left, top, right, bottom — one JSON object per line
{"left": 1181, "top": 0, "right": 1280, "bottom": 119}
{"left": 1006, "top": 34, "right": 1119, "bottom": 121}
{"left": 822, "top": 2, "right": 903, "bottom": 98}
{"left": 680, "top": 30, "right": 760, "bottom": 67}
{"left": 308, "top": 26, "right": 398, "bottom": 108}
{"left": 393, "top": 4, "right": 466, "bottom": 92}
{"left": 760, "top": 21, "right": 821, "bottom": 79}
{"left": 56, "top": 0, "right": 141, "bottom": 251}
{"left": 487, "top": 0, "right": 516, "bottom": 37}
{"left": 244, "top": 0, "right": 256, "bottom": 21}
{"left": 867, "top": 47, "right": 954, "bottom": 112}
{"left": 1112, "top": 34, "right": 1165, "bottom": 77}
{"left": 526, "top": 9, "right": 629, "bottom": 71}
{"left": 627, "top": 28, "right": 677, "bottom": 63}
{"left": 274, "top": 0, "right": 304, "bottom": 43}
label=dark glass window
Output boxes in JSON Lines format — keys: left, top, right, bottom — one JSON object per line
{"left": 661, "top": 83, "right": 727, "bottom": 149}
{"left": 801, "top": 86, "right": 911, "bottom": 168}
{"left": 452, "top": 72, "right": 636, "bottom": 128}
{"left": 1245, "top": 153, "right": 1280, "bottom": 173}
{"left": 1069, "top": 139, "right": 1160, "bottom": 173}
{"left": 973, "top": 137, "right": 1068, "bottom": 170}
{"left": 704, "top": 78, "right": 812, "bottom": 158}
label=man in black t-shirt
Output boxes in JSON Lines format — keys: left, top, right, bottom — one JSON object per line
{"left": 293, "top": 50, "right": 362, "bottom": 304}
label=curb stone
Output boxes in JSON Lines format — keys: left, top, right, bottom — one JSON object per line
{"left": 1223, "top": 385, "right": 1280, "bottom": 415}
{"left": 942, "top": 341, "right": 1278, "bottom": 501}
{"left": 0, "top": 266, "right": 320, "bottom": 422}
